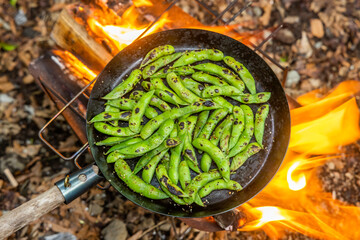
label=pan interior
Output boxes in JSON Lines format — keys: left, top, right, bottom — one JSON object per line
{"left": 86, "top": 29, "right": 290, "bottom": 218}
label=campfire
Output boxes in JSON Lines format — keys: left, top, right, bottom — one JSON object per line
{"left": 25, "top": 0, "right": 360, "bottom": 239}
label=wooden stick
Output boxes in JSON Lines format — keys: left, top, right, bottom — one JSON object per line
{"left": 0, "top": 186, "right": 65, "bottom": 239}
{"left": 3, "top": 168, "right": 18, "bottom": 188}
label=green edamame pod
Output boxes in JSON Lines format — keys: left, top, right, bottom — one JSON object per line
{"left": 103, "top": 69, "right": 142, "bottom": 100}
{"left": 192, "top": 72, "right": 228, "bottom": 87}
{"left": 192, "top": 138, "right": 230, "bottom": 181}
{"left": 156, "top": 164, "right": 187, "bottom": 205}
{"left": 106, "top": 137, "right": 143, "bottom": 154}
{"left": 182, "top": 78, "right": 205, "bottom": 97}
{"left": 198, "top": 108, "right": 228, "bottom": 140}
{"left": 193, "top": 110, "right": 210, "bottom": 139}
{"left": 166, "top": 72, "right": 203, "bottom": 104}
{"left": 133, "top": 137, "right": 181, "bottom": 174}
{"left": 94, "top": 122, "right": 136, "bottom": 137}
{"left": 95, "top": 136, "right": 134, "bottom": 146}
{"left": 114, "top": 158, "right": 168, "bottom": 200}
{"left": 104, "top": 105, "right": 120, "bottom": 127}
{"left": 169, "top": 133, "right": 185, "bottom": 184}
{"left": 223, "top": 56, "right": 256, "bottom": 94}
{"left": 228, "top": 105, "right": 255, "bottom": 157}
{"left": 106, "top": 98, "right": 158, "bottom": 119}
{"left": 231, "top": 92, "right": 271, "bottom": 104}
{"left": 230, "top": 142, "right": 261, "bottom": 171}
{"left": 219, "top": 115, "right": 234, "bottom": 154}
{"left": 129, "top": 90, "right": 155, "bottom": 133}
{"left": 193, "top": 63, "right": 245, "bottom": 92}
{"left": 229, "top": 106, "right": 245, "bottom": 150}
{"left": 107, "top": 150, "right": 140, "bottom": 163}
{"left": 254, "top": 104, "right": 269, "bottom": 148}
{"left": 183, "top": 169, "right": 222, "bottom": 204}
{"left": 141, "top": 45, "right": 175, "bottom": 68}
{"left": 142, "top": 149, "right": 169, "bottom": 184}
{"left": 179, "top": 160, "right": 191, "bottom": 190}
{"left": 202, "top": 85, "right": 242, "bottom": 98}
{"left": 161, "top": 152, "right": 170, "bottom": 171}
{"left": 141, "top": 81, "right": 153, "bottom": 91}
{"left": 89, "top": 111, "right": 131, "bottom": 123}
{"left": 170, "top": 127, "right": 178, "bottom": 138}
{"left": 140, "top": 100, "right": 221, "bottom": 139}
{"left": 198, "top": 179, "right": 242, "bottom": 198}
{"left": 143, "top": 52, "right": 183, "bottom": 79}
{"left": 186, "top": 115, "right": 198, "bottom": 137}
{"left": 150, "top": 66, "right": 195, "bottom": 78}
{"left": 116, "top": 119, "right": 175, "bottom": 155}
{"left": 183, "top": 132, "right": 200, "bottom": 173}
{"left": 155, "top": 163, "right": 188, "bottom": 197}
{"left": 212, "top": 96, "right": 233, "bottom": 113}
{"left": 150, "top": 78, "right": 188, "bottom": 105}
{"left": 200, "top": 117, "right": 228, "bottom": 172}
{"left": 173, "top": 49, "right": 224, "bottom": 67}
{"left": 130, "top": 90, "right": 171, "bottom": 112}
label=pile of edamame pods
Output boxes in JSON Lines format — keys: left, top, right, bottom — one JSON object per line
{"left": 90, "top": 45, "right": 271, "bottom": 206}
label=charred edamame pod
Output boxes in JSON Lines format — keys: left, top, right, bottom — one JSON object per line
{"left": 130, "top": 90, "right": 171, "bottom": 112}
{"left": 129, "top": 90, "right": 155, "bottom": 133}
{"left": 192, "top": 72, "right": 228, "bottom": 87}
{"left": 166, "top": 72, "right": 203, "bottom": 104}
{"left": 228, "top": 105, "right": 254, "bottom": 157}
{"left": 106, "top": 137, "right": 143, "bottom": 154}
{"left": 219, "top": 114, "right": 234, "bottom": 154}
{"left": 198, "top": 108, "right": 228, "bottom": 140}
{"left": 186, "top": 115, "right": 198, "bottom": 138}
{"left": 230, "top": 142, "right": 261, "bottom": 171}
{"left": 155, "top": 163, "right": 188, "bottom": 197}
{"left": 212, "top": 96, "right": 233, "bottom": 113}
{"left": 142, "top": 149, "right": 169, "bottom": 184}
{"left": 231, "top": 92, "right": 271, "bottom": 104}
{"left": 143, "top": 52, "right": 183, "bottom": 79}
{"left": 202, "top": 85, "right": 242, "bottom": 98}
{"left": 183, "top": 132, "right": 200, "bottom": 173}
{"left": 95, "top": 136, "right": 134, "bottom": 146}
{"left": 192, "top": 138, "right": 230, "bottom": 181}
{"left": 228, "top": 106, "right": 245, "bottom": 150}
{"left": 182, "top": 78, "right": 205, "bottom": 97}
{"left": 104, "top": 105, "right": 120, "bottom": 127}
{"left": 94, "top": 122, "right": 136, "bottom": 137}
{"left": 141, "top": 45, "right": 175, "bottom": 68}
{"left": 193, "top": 110, "right": 210, "bottom": 139}
{"left": 193, "top": 63, "right": 245, "bottom": 92}
{"left": 198, "top": 179, "right": 242, "bottom": 198}
{"left": 223, "top": 56, "right": 256, "bottom": 94}
{"left": 150, "top": 77, "right": 188, "bottom": 105}
{"left": 114, "top": 158, "right": 168, "bottom": 199}
{"left": 150, "top": 66, "right": 195, "bottom": 78}
{"left": 103, "top": 69, "right": 142, "bottom": 100}
{"left": 106, "top": 98, "right": 158, "bottom": 119}
{"left": 89, "top": 111, "right": 132, "bottom": 123}
{"left": 169, "top": 134, "right": 185, "bottom": 184}
{"left": 173, "top": 49, "right": 224, "bottom": 67}
{"left": 254, "top": 104, "right": 269, "bottom": 148}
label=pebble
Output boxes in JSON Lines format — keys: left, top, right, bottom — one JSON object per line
{"left": 285, "top": 70, "right": 301, "bottom": 87}
{"left": 101, "top": 219, "right": 128, "bottom": 240}
{"left": 308, "top": 78, "right": 322, "bottom": 88}
{"left": 0, "top": 94, "right": 15, "bottom": 103}
{"left": 275, "top": 29, "right": 296, "bottom": 44}
{"left": 14, "top": 9, "right": 27, "bottom": 26}
{"left": 44, "top": 232, "right": 77, "bottom": 240}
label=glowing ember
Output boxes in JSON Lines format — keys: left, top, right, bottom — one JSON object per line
{"left": 287, "top": 160, "right": 306, "bottom": 191}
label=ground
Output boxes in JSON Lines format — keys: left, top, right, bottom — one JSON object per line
{"left": 0, "top": 0, "right": 359, "bottom": 239}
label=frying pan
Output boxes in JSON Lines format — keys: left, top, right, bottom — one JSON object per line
{"left": 87, "top": 29, "right": 290, "bottom": 217}
{"left": 0, "top": 29, "right": 290, "bottom": 237}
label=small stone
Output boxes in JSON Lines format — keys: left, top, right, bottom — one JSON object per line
{"left": 314, "top": 41, "right": 323, "bottom": 49}
{"left": 14, "top": 9, "right": 27, "bottom": 26}
{"left": 339, "top": 66, "right": 348, "bottom": 77}
{"left": 159, "top": 222, "right": 172, "bottom": 231}
{"left": 284, "top": 16, "right": 300, "bottom": 24}
{"left": 102, "top": 219, "right": 128, "bottom": 240}
{"left": 328, "top": 162, "right": 335, "bottom": 170}
{"left": 285, "top": 70, "right": 301, "bottom": 87}
{"left": 345, "top": 173, "right": 353, "bottom": 180}
{"left": 310, "top": 18, "right": 324, "bottom": 38}
{"left": 252, "top": 7, "right": 262, "bottom": 17}
{"left": 308, "top": 78, "right": 321, "bottom": 88}
{"left": 89, "top": 203, "right": 103, "bottom": 216}
{"left": 44, "top": 232, "right": 77, "bottom": 240}
{"left": 275, "top": 29, "right": 296, "bottom": 44}
{"left": 0, "top": 94, "right": 15, "bottom": 103}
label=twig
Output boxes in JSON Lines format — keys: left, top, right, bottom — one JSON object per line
{"left": 4, "top": 168, "right": 18, "bottom": 188}
{"left": 138, "top": 220, "right": 168, "bottom": 239}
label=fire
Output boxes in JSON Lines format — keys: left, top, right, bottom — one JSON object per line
{"left": 237, "top": 80, "right": 360, "bottom": 239}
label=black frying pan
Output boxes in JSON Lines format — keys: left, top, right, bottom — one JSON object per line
{"left": 86, "top": 29, "right": 290, "bottom": 218}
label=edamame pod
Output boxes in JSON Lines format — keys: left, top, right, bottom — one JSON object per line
{"left": 192, "top": 138, "right": 230, "bottom": 181}
{"left": 133, "top": 137, "right": 181, "bottom": 174}
{"left": 182, "top": 78, "right": 205, "bottom": 97}
{"left": 198, "top": 179, "right": 242, "bottom": 198}
{"left": 183, "top": 169, "right": 222, "bottom": 204}
{"left": 223, "top": 56, "right": 256, "bottom": 94}
{"left": 150, "top": 78, "right": 188, "bottom": 105}
{"left": 212, "top": 96, "right": 233, "bottom": 113}
{"left": 89, "top": 111, "right": 132, "bottom": 123}
{"left": 193, "top": 63, "right": 245, "bottom": 92}
{"left": 155, "top": 163, "right": 188, "bottom": 197}
{"left": 106, "top": 150, "right": 140, "bottom": 163}
{"left": 228, "top": 105, "right": 255, "bottom": 157}
{"left": 141, "top": 45, "right": 175, "bottom": 68}
{"left": 179, "top": 160, "right": 191, "bottom": 190}
{"left": 229, "top": 106, "right": 245, "bottom": 150}
{"left": 104, "top": 105, "right": 120, "bottom": 127}
{"left": 186, "top": 115, "right": 198, "bottom": 137}
{"left": 141, "top": 81, "right": 153, "bottom": 91}
{"left": 106, "top": 137, "right": 143, "bottom": 154}
{"left": 116, "top": 119, "right": 175, "bottom": 155}
{"left": 231, "top": 92, "right": 271, "bottom": 104}
{"left": 193, "top": 110, "right": 210, "bottom": 139}
{"left": 192, "top": 72, "right": 228, "bottom": 87}
{"left": 150, "top": 66, "right": 195, "bottom": 78}
{"left": 130, "top": 90, "right": 171, "bottom": 112}
{"left": 103, "top": 69, "right": 142, "bottom": 99}
{"left": 140, "top": 100, "right": 221, "bottom": 139}
{"left": 219, "top": 115, "right": 234, "bottom": 154}
{"left": 183, "top": 132, "right": 200, "bottom": 173}
{"left": 106, "top": 98, "right": 158, "bottom": 119}
{"left": 161, "top": 152, "right": 170, "bottom": 171}
{"left": 143, "top": 52, "right": 183, "bottom": 79}
{"left": 94, "top": 122, "right": 136, "bottom": 137}
{"left": 169, "top": 134, "right": 185, "bottom": 184}
{"left": 142, "top": 149, "right": 169, "bottom": 184}
{"left": 202, "top": 85, "right": 242, "bottom": 98}
{"left": 230, "top": 142, "right": 261, "bottom": 171}
{"left": 114, "top": 158, "right": 168, "bottom": 200}
{"left": 129, "top": 90, "right": 155, "bottom": 133}
{"left": 254, "top": 104, "right": 269, "bottom": 147}
{"left": 198, "top": 108, "right": 228, "bottom": 140}
{"left": 173, "top": 49, "right": 224, "bottom": 67}
{"left": 166, "top": 72, "right": 203, "bottom": 104}
{"left": 95, "top": 136, "right": 134, "bottom": 146}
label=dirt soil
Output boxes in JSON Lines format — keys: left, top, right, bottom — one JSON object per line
{"left": 0, "top": 0, "right": 359, "bottom": 239}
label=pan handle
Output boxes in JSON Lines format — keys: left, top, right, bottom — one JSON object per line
{"left": 0, "top": 165, "right": 102, "bottom": 239}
